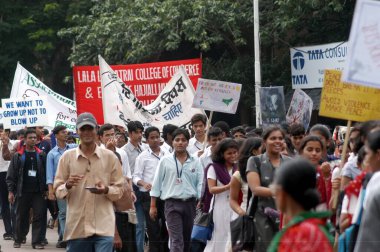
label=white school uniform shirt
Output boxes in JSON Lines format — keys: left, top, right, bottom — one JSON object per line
{"left": 161, "top": 141, "right": 173, "bottom": 154}
{"left": 133, "top": 147, "right": 166, "bottom": 192}
{"left": 199, "top": 146, "right": 213, "bottom": 169}
{"left": 100, "top": 144, "right": 132, "bottom": 178}
{"left": 122, "top": 142, "right": 146, "bottom": 175}
{"left": 187, "top": 137, "right": 205, "bottom": 155}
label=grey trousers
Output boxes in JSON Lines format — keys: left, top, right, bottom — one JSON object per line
{"left": 164, "top": 199, "right": 196, "bottom": 252}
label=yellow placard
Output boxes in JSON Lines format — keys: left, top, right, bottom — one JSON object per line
{"left": 319, "top": 70, "right": 380, "bottom": 122}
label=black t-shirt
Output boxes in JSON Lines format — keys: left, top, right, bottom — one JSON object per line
{"left": 36, "top": 140, "right": 51, "bottom": 154}
{"left": 22, "top": 151, "right": 40, "bottom": 193}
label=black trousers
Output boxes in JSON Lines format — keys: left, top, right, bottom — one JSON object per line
{"left": 141, "top": 192, "right": 169, "bottom": 252}
{"left": 0, "top": 172, "right": 13, "bottom": 234}
{"left": 14, "top": 192, "right": 47, "bottom": 245}
{"left": 115, "top": 212, "right": 137, "bottom": 252}
{"left": 164, "top": 199, "right": 196, "bottom": 252}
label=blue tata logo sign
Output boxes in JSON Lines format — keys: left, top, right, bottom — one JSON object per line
{"left": 292, "top": 52, "right": 305, "bottom": 70}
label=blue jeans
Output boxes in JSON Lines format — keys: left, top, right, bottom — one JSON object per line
{"left": 57, "top": 199, "right": 67, "bottom": 240}
{"left": 67, "top": 235, "right": 113, "bottom": 252}
{"left": 134, "top": 191, "right": 146, "bottom": 252}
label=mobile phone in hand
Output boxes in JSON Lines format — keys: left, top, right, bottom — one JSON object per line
{"left": 85, "top": 187, "right": 98, "bottom": 193}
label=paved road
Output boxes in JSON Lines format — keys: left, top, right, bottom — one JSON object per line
{"left": 0, "top": 219, "right": 62, "bottom": 252}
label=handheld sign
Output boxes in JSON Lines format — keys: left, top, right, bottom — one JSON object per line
{"left": 286, "top": 89, "right": 313, "bottom": 130}
{"left": 259, "top": 86, "right": 286, "bottom": 127}
{"left": 342, "top": 0, "right": 380, "bottom": 89}
{"left": 10, "top": 63, "right": 77, "bottom": 130}
{"left": 1, "top": 96, "right": 49, "bottom": 130}
{"left": 319, "top": 70, "right": 380, "bottom": 121}
{"left": 320, "top": 69, "right": 380, "bottom": 209}
{"left": 192, "top": 78, "right": 242, "bottom": 114}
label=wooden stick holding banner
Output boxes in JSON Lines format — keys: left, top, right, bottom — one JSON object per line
{"left": 201, "top": 111, "right": 214, "bottom": 152}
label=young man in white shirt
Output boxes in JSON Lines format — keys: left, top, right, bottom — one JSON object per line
{"left": 122, "top": 121, "right": 146, "bottom": 252}
{"left": 133, "top": 126, "right": 168, "bottom": 252}
{"left": 187, "top": 114, "right": 207, "bottom": 156}
{"left": 161, "top": 124, "right": 178, "bottom": 154}
{"left": 199, "top": 127, "right": 223, "bottom": 169}
{"left": 99, "top": 124, "right": 132, "bottom": 178}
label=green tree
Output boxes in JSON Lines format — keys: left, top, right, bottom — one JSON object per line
{"left": 1, "top": 0, "right": 355, "bottom": 125}
{"left": 59, "top": 0, "right": 355, "bottom": 125}
{"left": 0, "top": 1, "right": 91, "bottom": 101}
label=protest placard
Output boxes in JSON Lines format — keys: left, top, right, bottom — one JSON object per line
{"left": 319, "top": 70, "right": 380, "bottom": 121}
{"left": 74, "top": 58, "right": 202, "bottom": 124}
{"left": 10, "top": 63, "right": 77, "bottom": 131}
{"left": 192, "top": 78, "right": 242, "bottom": 114}
{"left": 286, "top": 89, "right": 313, "bottom": 130}
{"left": 99, "top": 55, "right": 204, "bottom": 130}
{"left": 1, "top": 96, "right": 49, "bottom": 130}
{"left": 259, "top": 86, "right": 286, "bottom": 127}
{"left": 342, "top": 0, "right": 380, "bottom": 89}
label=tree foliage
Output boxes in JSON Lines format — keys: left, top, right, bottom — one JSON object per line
{"left": 1, "top": 0, "right": 356, "bottom": 124}
{"left": 0, "top": 0, "right": 91, "bottom": 100}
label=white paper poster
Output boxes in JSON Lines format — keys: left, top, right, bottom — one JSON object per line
{"left": 1, "top": 96, "right": 49, "bottom": 130}
{"left": 192, "top": 78, "right": 242, "bottom": 114}
{"left": 286, "top": 89, "right": 313, "bottom": 130}
{"left": 342, "top": 0, "right": 380, "bottom": 89}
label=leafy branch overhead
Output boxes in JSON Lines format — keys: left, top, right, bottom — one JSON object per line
{"left": 1, "top": 0, "right": 355, "bottom": 124}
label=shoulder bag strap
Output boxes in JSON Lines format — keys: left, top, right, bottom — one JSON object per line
{"left": 247, "top": 155, "right": 262, "bottom": 216}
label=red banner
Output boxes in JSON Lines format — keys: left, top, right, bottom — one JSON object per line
{"left": 73, "top": 58, "right": 202, "bottom": 124}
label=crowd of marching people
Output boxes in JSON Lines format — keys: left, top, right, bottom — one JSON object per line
{"left": 0, "top": 112, "right": 380, "bottom": 252}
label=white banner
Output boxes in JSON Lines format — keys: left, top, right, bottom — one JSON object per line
{"left": 99, "top": 55, "right": 205, "bottom": 130}
{"left": 10, "top": 63, "right": 77, "bottom": 131}
{"left": 192, "top": 78, "right": 242, "bottom": 114}
{"left": 342, "top": 0, "right": 380, "bottom": 89}
{"left": 290, "top": 42, "right": 347, "bottom": 89}
{"left": 286, "top": 89, "right": 313, "bottom": 130}
{"left": 1, "top": 96, "right": 49, "bottom": 130}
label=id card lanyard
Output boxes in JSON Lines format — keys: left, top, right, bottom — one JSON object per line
{"left": 29, "top": 156, "right": 37, "bottom": 177}
{"left": 174, "top": 153, "right": 188, "bottom": 184}
{"left": 151, "top": 148, "right": 161, "bottom": 160}
{"left": 174, "top": 154, "right": 182, "bottom": 184}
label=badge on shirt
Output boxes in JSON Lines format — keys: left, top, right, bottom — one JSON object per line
{"left": 28, "top": 170, "right": 37, "bottom": 177}
{"left": 175, "top": 178, "right": 182, "bottom": 185}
